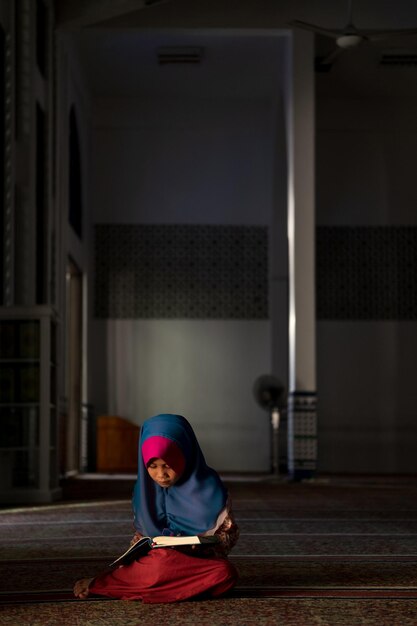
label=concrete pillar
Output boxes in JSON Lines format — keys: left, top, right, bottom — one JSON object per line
{"left": 285, "top": 30, "right": 317, "bottom": 480}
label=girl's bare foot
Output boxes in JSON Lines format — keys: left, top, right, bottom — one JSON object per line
{"left": 73, "top": 577, "right": 94, "bottom": 599}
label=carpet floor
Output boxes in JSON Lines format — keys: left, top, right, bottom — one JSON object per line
{"left": 1, "top": 476, "right": 417, "bottom": 625}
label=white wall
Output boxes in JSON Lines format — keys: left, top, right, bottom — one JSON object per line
{"left": 317, "top": 97, "right": 417, "bottom": 473}
{"left": 90, "top": 96, "right": 280, "bottom": 471}
{"left": 92, "top": 97, "right": 275, "bottom": 225}
{"left": 102, "top": 319, "right": 271, "bottom": 471}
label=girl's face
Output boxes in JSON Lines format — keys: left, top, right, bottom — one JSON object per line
{"left": 147, "top": 458, "right": 181, "bottom": 488}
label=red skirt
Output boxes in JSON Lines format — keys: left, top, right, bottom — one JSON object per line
{"left": 89, "top": 548, "right": 238, "bottom": 604}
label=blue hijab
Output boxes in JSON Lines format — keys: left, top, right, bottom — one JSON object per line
{"left": 132, "top": 414, "right": 228, "bottom": 537}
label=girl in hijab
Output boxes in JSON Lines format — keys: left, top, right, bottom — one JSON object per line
{"left": 73, "top": 414, "right": 239, "bottom": 603}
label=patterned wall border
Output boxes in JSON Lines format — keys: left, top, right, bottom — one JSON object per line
{"left": 317, "top": 226, "right": 417, "bottom": 320}
{"left": 95, "top": 224, "right": 268, "bottom": 320}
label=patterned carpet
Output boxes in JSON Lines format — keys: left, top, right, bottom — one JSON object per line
{"left": 1, "top": 476, "right": 417, "bottom": 625}
{"left": 3, "top": 598, "right": 417, "bottom": 626}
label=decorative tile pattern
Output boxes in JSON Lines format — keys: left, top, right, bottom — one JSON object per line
{"left": 94, "top": 224, "right": 268, "bottom": 319}
{"left": 287, "top": 391, "right": 317, "bottom": 480}
{"left": 317, "top": 226, "right": 417, "bottom": 320}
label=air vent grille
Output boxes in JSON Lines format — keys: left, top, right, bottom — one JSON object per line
{"left": 380, "top": 50, "right": 417, "bottom": 66}
{"left": 157, "top": 46, "right": 204, "bottom": 65}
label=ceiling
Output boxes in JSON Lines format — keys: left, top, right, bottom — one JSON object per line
{"left": 65, "top": 0, "right": 417, "bottom": 101}
{"left": 71, "top": 31, "right": 287, "bottom": 99}
{"left": 315, "top": 32, "right": 417, "bottom": 98}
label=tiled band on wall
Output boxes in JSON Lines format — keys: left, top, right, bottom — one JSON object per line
{"left": 94, "top": 224, "right": 268, "bottom": 319}
{"left": 317, "top": 226, "right": 417, "bottom": 320}
{"left": 287, "top": 391, "right": 317, "bottom": 480}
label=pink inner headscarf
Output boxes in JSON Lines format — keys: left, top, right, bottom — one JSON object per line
{"left": 141, "top": 436, "right": 186, "bottom": 476}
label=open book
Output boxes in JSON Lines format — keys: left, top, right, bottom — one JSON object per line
{"left": 109, "top": 535, "right": 219, "bottom": 568}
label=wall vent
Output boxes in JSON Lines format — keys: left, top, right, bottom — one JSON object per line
{"left": 157, "top": 46, "right": 204, "bottom": 64}
{"left": 145, "top": 0, "right": 169, "bottom": 6}
{"left": 379, "top": 50, "right": 417, "bottom": 66}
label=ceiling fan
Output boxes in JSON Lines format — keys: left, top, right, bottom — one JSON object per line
{"left": 290, "top": 0, "right": 417, "bottom": 70}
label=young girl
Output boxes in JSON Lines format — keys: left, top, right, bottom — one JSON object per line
{"left": 73, "top": 414, "right": 239, "bottom": 603}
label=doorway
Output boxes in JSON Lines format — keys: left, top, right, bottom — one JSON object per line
{"left": 64, "top": 257, "right": 83, "bottom": 475}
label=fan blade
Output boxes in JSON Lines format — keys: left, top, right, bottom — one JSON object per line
{"left": 289, "top": 19, "right": 341, "bottom": 39}
{"left": 315, "top": 46, "right": 345, "bottom": 71}
{"left": 322, "top": 46, "right": 345, "bottom": 64}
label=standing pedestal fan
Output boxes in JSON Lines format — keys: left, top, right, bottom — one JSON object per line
{"left": 253, "top": 375, "right": 286, "bottom": 475}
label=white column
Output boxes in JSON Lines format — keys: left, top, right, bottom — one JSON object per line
{"left": 285, "top": 30, "right": 317, "bottom": 479}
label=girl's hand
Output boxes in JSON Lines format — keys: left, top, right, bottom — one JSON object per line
{"left": 130, "top": 532, "right": 143, "bottom": 546}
